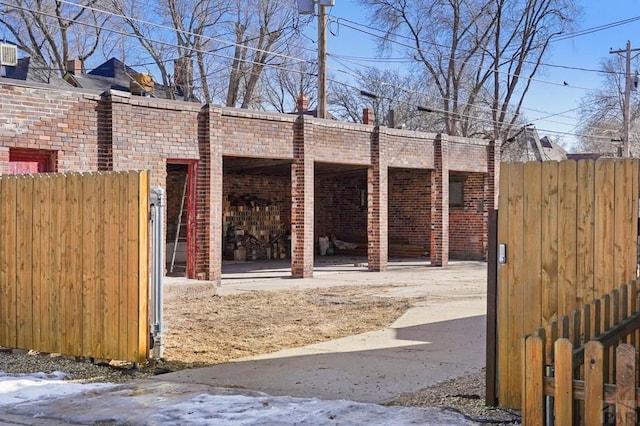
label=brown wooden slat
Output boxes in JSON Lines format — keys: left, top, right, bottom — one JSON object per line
{"left": 523, "top": 331, "right": 545, "bottom": 426}
{"left": 554, "top": 338, "right": 573, "bottom": 425}
{"left": 31, "top": 175, "right": 45, "bottom": 351}
{"left": 54, "top": 174, "right": 67, "bottom": 354}
{"left": 558, "top": 160, "right": 577, "bottom": 317}
{"left": 613, "top": 161, "right": 632, "bottom": 289}
{"left": 616, "top": 344, "right": 637, "bottom": 425}
{"left": 81, "top": 173, "right": 98, "bottom": 356}
{"left": 65, "top": 174, "right": 83, "bottom": 355}
{"left": 0, "top": 177, "right": 17, "bottom": 347}
{"left": 541, "top": 161, "right": 559, "bottom": 360}
{"left": 137, "top": 171, "right": 149, "bottom": 362}
{"left": 584, "top": 341, "right": 605, "bottom": 425}
{"left": 576, "top": 159, "right": 595, "bottom": 305}
{"left": 523, "top": 162, "right": 542, "bottom": 367}
{"left": 594, "top": 160, "right": 615, "bottom": 296}
{"left": 15, "top": 176, "right": 33, "bottom": 350}
{"left": 103, "top": 172, "right": 120, "bottom": 359}
{"left": 497, "top": 162, "right": 512, "bottom": 407}
{"left": 507, "top": 162, "right": 525, "bottom": 408}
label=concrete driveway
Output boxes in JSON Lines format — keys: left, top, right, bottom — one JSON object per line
{"left": 160, "top": 259, "right": 489, "bottom": 404}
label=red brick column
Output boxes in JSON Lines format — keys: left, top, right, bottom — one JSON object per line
{"left": 291, "top": 116, "right": 314, "bottom": 278}
{"left": 196, "top": 106, "right": 223, "bottom": 283}
{"left": 368, "top": 127, "right": 388, "bottom": 271}
{"left": 430, "top": 134, "right": 449, "bottom": 266}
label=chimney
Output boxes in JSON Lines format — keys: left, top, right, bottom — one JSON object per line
{"left": 297, "top": 94, "right": 308, "bottom": 113}
{"left": 66, "top": 59, "right": 83, "bottom": 75}
{"left": 363, "top": 108, "right": 375, "bottom": 125}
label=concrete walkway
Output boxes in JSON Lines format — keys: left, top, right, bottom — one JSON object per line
{"left": 160, "top": 259, "right": 489, "bottom": 404}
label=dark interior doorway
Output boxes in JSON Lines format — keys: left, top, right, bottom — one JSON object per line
{"left": 166, "top": 161, "right": 197, "bottom": 277}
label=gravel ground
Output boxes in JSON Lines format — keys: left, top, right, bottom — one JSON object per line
{"left": 388, "top": 368, "right": 521, "bottom": 425}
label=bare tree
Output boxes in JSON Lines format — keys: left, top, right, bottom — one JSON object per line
{"left": 109, "top": 0, "right": 230, "bottom": 102}
{"left": 224, "top": 0, "right": 301, "bottom": 108}
{"left": 328, "top": 67, "right": 444, "bottom": 131}
{"left": 262, "top": 50, "right": 317, "bottom": 113}
{"left": 358, "top": 0, "right": 578, "bottom": 140}
{"left": 576, "top": 56, "right": 640, "bottom": 155}
{"left": 1, "top": 0, "right": 107, "bottom": 74}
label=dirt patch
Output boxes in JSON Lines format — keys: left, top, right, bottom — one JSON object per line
{"left": 161, "top": 283, "right": 417, "bottom": 371}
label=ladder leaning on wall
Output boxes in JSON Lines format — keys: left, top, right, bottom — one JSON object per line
{"left": 169, "top": 177, "right": 188, "bottom": 273}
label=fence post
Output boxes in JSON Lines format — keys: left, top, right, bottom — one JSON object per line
{"left": 486, "top": 209, "right": 498, "bottom": 406}
{"left": 150, "top": 187, "right": 165, "bottom": 359}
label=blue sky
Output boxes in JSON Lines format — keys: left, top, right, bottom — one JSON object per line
{"left": 315, "top": 0, "right": 640, "bottom": 151}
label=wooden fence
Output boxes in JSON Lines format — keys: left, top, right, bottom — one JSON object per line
{"left": 523, "top": 280, "right": 640, "bottom": 425}
{"left": 0, "top": 171, "right": 149, "bottom": 363}
{"left": 495, "top": 159, "right": 640, "bottom": 408}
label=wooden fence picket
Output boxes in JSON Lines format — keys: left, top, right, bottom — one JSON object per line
{"left": 523, "top": 330, "right": 545, "bottom": 426}
{"left": 584, "top": 341, "right": 605, "bottom": 425}
{"left": 554, "top": 338, "right": 573, "bottom": 425}
{"left": 615, "top": 344, "right": 637, "bottom": 425}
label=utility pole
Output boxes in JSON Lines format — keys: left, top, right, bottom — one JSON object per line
{"left": 298, "top": 0, "right": 333, "bottom": 119}
{"left": 610, "top": 41, "right": 640, "bottom": 157}
{"left": 317, "top": 4, "right": 327, "bottom": 119}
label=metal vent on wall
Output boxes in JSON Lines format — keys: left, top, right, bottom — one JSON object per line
{"left": 0, "top": 44, "right": 17, "bottom": 66}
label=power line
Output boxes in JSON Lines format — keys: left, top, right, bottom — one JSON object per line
{"left": 0, "top": 1, "right": 316, "bottom": 78}
{"left": 52, "top": 0, "right": 311, "bottom": 66}
{"left": 328, "top": 17, "right": 598, "bottom": 91}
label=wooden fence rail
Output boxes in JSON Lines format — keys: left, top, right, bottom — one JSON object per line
{"left": 0, "top": 171, "right": 149, "bottom": 363}
{"left": 523, "top": 280, "right": 640, "bottom": 425}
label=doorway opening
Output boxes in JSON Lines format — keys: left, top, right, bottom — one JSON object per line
{"left": 166, "top": 160, "right": 197, "bottom": 277}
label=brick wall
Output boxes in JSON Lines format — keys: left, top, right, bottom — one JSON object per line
{"left": 0, "top": 83, "right": 101, "bottom": 172}
{"left": 0, "top": 80, "right": 499, "bottom": 281}
{"left": 449, "top": 172, "right": 485, "bottom": 259}
{"left": 315, "top": 174, "right": 367, "bottom": 243}
{"left": 388, "top": 168, "right": 431, "bottom": 246}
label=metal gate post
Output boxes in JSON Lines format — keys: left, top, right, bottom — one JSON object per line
{"left": 150, "top": 187, "right": 166, "bottom": 359}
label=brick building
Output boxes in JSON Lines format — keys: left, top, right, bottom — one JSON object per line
{"left": 0, "top": 77, "right": 499, "bottom": 283}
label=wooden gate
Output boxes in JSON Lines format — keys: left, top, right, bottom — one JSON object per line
{"left": 0, "top": 171, "right": 149, "bottom": 363}
{"left": 494, "top": 159, "right": 639, "bottom": 408}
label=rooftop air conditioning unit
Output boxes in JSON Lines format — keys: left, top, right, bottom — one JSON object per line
{"left": 0, "top": 44, "right": 17, "bottom": 67}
